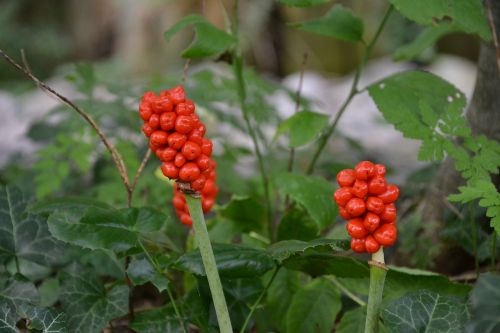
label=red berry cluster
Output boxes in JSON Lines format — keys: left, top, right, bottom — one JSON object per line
{"left": 138, "top": 85, "right": 218, "bottom": 225}
{"left": 172, "top": 169, "right": 219, "bottom": 226}
{"left": 334, "top": 161, "right": 399, "bottom": 254}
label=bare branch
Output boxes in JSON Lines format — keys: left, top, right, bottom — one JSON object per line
{"left": 486, "top": 0, "right": 500, "bottom": 74}
{"left": 182, "top": 59, "right": 192, "bottom": 85}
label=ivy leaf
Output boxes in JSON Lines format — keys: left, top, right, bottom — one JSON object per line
{"left": 127, "top": 258, "right": 169, "bottom": 293}
{"left": 130, "top": 305, "right": 183, "bottom": 333}
{"left": 394, "top": 23, "right": 459, "bottom": 61}
{"left": 0, "top": 277, "right": 39, "bottom": 314}
{"left": 290, "top": 5, "right": 364, "bottom": 42}
{"left": 164, "top": 15, "right": 234, "bottom": 58}
{"left": 60, "top": 266, "right": 129, "bottom": 333}
{"left": 18, "top": 305, "right": 67, "bottom": 333}
{"left": 286, "top": 277, "right": 341, "bottom": 333}
{"left": 466, "top": 273, "right": 500, "bottom": 333}
{"left": 275, "top": 173, "right": 338, "bottom": 229}
{"left": 176, "top": 244, "right": 275, "bottom": 279}
{"left": 0, "top": 186, "right": 66, "bottom": 268}
{"left": 276, "top": 0, "right": 330, "bottom": 7}
{"left": 274, "top": 111, "right": 329, "bottom": 147}
{"left": 382, "top": 290, "right": 468, "bottom": 332}
{"left": 388, "top": 0, "right": 491, "bottom": 41}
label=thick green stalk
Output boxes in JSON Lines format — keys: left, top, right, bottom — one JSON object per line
{"left": 240, "top": 266, "right": 280, "bottom": 332}
{"left": 185, "top": 194, "right": 233, "bottom": 333}
{"left": 232, "top": 0, "right": 273, "bottom": 241}
{"left": 365, "top": 248, "right": 387, "bottom": 333}
{"left": 306, "top": 5, "right": 393, "bottom": 175}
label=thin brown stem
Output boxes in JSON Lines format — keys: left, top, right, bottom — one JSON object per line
{"left": 486, "top": 0, "right": 500, "bottom": 74}
{"left": 182, "top": 59, "right": 192, "bottom": 85}
{"left": 0, "top": 49, "right": 131, "bottom": 195}
{"left": 128, "top": 149, "right": 152, "bottom": 206}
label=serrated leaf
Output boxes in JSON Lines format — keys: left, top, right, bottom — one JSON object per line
{"left": 286, "top": 277, "right": 341, "bottom": 333}
{"left": 394, "top": 23, "right": 459, "bottom": 61}
{"left": 60, "top": 266, "right": 129, "bottom": 333}
{"left": 127, "top": 258, "right": 169, "bottom": 293}
{"left": 268, "top": 238, "right": 349, "bottom": 263}
{"left": 275, "top": 173, "right": 337, "bottom": 229}
{"left": 389, "top": 0, "right": 491, "bottom": 41}
{"left": 47, "top": 207, "right": 168, "bottom": 252}
{"left": 267, "top": 269, "right": 302, "bottom": 332}
{"left": 290, "top": 4, "right": 364, "bottom": 42}
{"left": 466, "top": 273, "right": 500, "bottom": 333}
{"left": 382, "top": 290, "right": 468, "bottom": 332}
{"left": 0, "top": 186, "right": 66, "bottom": 268}
{"left": 275, "top": 111, "right": 329, "bottom": 147}
{"left": 130, "top": 305, "right": 183, "bottom": 333}
{"left": 276, "top": 0, "right": 330, "bottom": 7}
{"left": 175, "top": 243, "right": 275, "bottom": 279}
{"left": 164, "top": 15, "right": 234, "bottom": 58}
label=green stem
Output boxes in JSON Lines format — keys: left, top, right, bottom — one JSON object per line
{"left": 306, "top": 4, "right": 393, "bottom": 175}
{"left": 365, "top": 248, "right": 387, "bottom": 333}
{"left": 185, "top": 194, "right": 233, "bottom": 333}
{"left": 327, "top": 276, "right": 366, "bottom": 307}
{"left": 232, "top": 0, "right": 273, "bottom": 241}
{"left": 240, "top": 266, "right": 281, "bottom": 332}
{"left": 14, "top": 256, "right": 20, "bottom": 274}
{"left": 491, "top": 232, "right": 497, "bottom": 271}
{"left": 137, "top": 240, "right": 187, "bottom": 333}
{"left": 469, "top": 203, "right": 479, "bottom": 276}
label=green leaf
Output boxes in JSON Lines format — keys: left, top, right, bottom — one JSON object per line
{"left": 60, "top": 266, "right": 129, "bottom": 333}
{"left": 127, "top": 258, "right": 169, "bottom": 293}
{"left": 394, "top": 23, "right": 459, "bottom": 61}
{"left": 47, "top": 207, "right": 168, "bottom": 252}
{"left": 277, "top": 208, "right": 319, "bottom": 241}
{"left": 175, "top": 243, "right": 275, "bottom": 279}
{"left": 164, "top": 15, "right": 234, "bottom": 58}
{"left": 130, "top": 305, "right": 183, "bottom": 333}
{"left": 275, "top": 111, "right": 329, "bottom": 147}
{"left": 266, "top": 269, "right": 302, "bottom": 332}
{"left": 0, "top": 277, "right": 39, "bottom": 313}
{"left": 286, "top": 277, "right": 341, "bottom": 333}
{"left": 19, "top": 305, "right": 67, "bottom": 333}
{"left": 29, "top": 197, "right": 113, "bottom": 215}
{"left": 219, "top": 195, "right": 266, "bottom": 232}
{"left": 290, "top": 4, "right": 364, "bottom": 42}
{"left": 38, "top": 278, "right": 60, "bottom": 307}
{"left": 466, "top": 273, "right": 500, "bottom": 333}
{"left": 276, "top": 0, "right": 330, "bottom": 7}
{"left": 275, "top": 173, "right": 337, "bottom": 229}
{"left": 382, "top": 290, "right": 468, "bottom": 332}
{"left": 0, "top": 186, "right": 66, "bottom": 268}
{"left": 221, "top": 278, "right": 263, "bottom": 329}
{"left": 389, "top": 0, "right": 491, "bottom": 41}
{"left": 268, "top": 238, "right": 349, "bottom": 263}
{"left": 337, "top": 307, "right": 366, "bottom": 333}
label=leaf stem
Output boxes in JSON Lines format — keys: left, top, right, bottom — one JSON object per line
{"left": 327, "top": 276, "right": 366, "bottom": 307}
{"left": 306, "top": 5, "right": 393, "bottom": 175}
{"left": 137, "top": 239, "right": 188, "bottom": 333}
{"left": 365, "top": 248, "right": 387, "bottom": 333}
{"left": 231, "top": 0, "right": 273, "bottom": 240}
{"left": 240, "top": 266, "right": 281, "bottom": 332}
{"left": 185, "top": 194, "right": 233, "bottom": 333}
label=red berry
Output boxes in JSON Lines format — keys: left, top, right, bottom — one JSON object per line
{"left": 188, "top": 130, "right": 203, "bottom": 145}
{"left": 148, "top": 114, "right": 160, "bottom": 129}
{"left": 159, "top": 147, "right": 177, "bottom": 162}
{"left": 152, "top": 96, "right": 173, "bottom": 113}
{"left": 196, "top": 154, "right": 211, "bottom": 171}
{"left": 202, "top": 197, "right": 215, "bottom": 213}
{"left": 141, "top": 91, "right": 156, "bottom": 103}
{"left": 333, "top": 187, "right": 353, "bottom": 207}
{"left": 378, "top": 184, "right": 399, "bottom": 204}
{"left": 352, "top": 180, "right": 368, "bottom": 198}
{"left": 201, "top": 139, "right": 213, "bottom": 156}
{"left": 336, "top": 169, "right": 356, "bottom": 187}
{"left": 202, "top": 179, "right": 217, "bottom": 196}
{"left": 149, "top": 141, "right": 159, "bottom": 152}
{"left": 173, "top": 196, "right": 185, "bottom": 210}
{"left": 182, "top": 141, "right": 202, "bottom": 160}
{"left": 161, "top": 162, "right": 178, "bottom": 179}
{"left": 168, "top": 86, "right": 186, "bottom": 104}
{"left": 368, "top": 176, "right": 387, "bottom": 195}
{"left": 365, "top": 235, "right": 380, "bottom": 253}
{"left": 174, "top": 153, "right": 186, "bottom": 167}
{"left": 338, "top": 206, "right": 352, "bottom": 220}
{"left": 160, "top": 112, "right": 176, "bottom": 131}
{"left": 345, "top": 198, "right": 366, "bottom": 217}
{"left": 175, "top": 115, "right": 195, "bottom": 134}
{"left": 142, "top": 123, "right": 154, "bottom": 137}
{"left": 176, "top": 100, "right": 195, "bottom": 115}
{"left": 139, "top": 104, "right": 153, "bottom": 121}
{"left": 167, "top": 132, "right": 187, "bottom": 150}
{"left": 191, "top": 175, "right": 207, "bottom": 191}
{"left": 354, "top": 161, "right": 375, "bottom": 180}
{"left": 346, "top": 219, "right": 368, "bottom": 238}
{"left": 179, "top": 163, "right": 200, "bottom": 182}
{"left": 374, "top": 164, "right": 386, "bottom": 177}
{"left": 373, "top": 224, "right": 397, "bottom": 247}
{"left": 366, "top": 197, "right": 385, "bottom": 215}
{"left": 380, "top": 204, "right": 397, "bottom": 223}
{"left": 351, "top": 238, "right": 366, "bottom": 253}
{"left": 180, "top": 213, "right": 192, "bottom": 226}
{"left": 363, "top": 213, "right": 380, "bottom": 233}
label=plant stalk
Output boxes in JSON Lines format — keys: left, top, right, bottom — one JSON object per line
{"left": 306, "top": 4, "right": 393, "bottom": 175}
{"left": 185, "top": 194, "right": 233, "bottom": 333}
{"left": 365, "top": 248, "right": 387, "bottom": 333}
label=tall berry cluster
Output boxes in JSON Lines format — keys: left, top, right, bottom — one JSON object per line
{"left": 334, "top": 161, "right": 399, "bottom": 253}
{"left": 138, "top": 85, "right": 218, "bottom": 225}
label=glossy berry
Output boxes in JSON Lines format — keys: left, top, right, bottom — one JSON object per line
{"left": 160, "top": 147, "right": 177, "bottom": 162}
{"left": 373, "top": 224, "right": 397, "bottom": 246}
{"left": 346, "top": 219, "right": 368, "bottom": 238}
{"left": 201, "top": 139, "right": 213, "bottom": 156}
{"left": 333, "top": 187, "right": 353, "bottom": 207}
{"left": 167, "top": 132, "right": 187, "bottom": 150}
{"left": 380, "top": 204, "right": 397, "bottom": 223}
{"left": 336, "top": 169, "right": 356, "bottom": 187}
{"left": 366, "top": 197, "right": 385, "bottom": 215}
{"left": 174, "top": 153, "right": 186, "bottom": 168}
{"left": 142, "top": 123, "right": 154, "bottom": 137}
{"left": 179, "top": 162, "right": 200, "bottom": 182}
{"left": 148, "top": 114, "right": 160, "bottom": 129}
{"left": 378, "top": 184, "right": 400, "bottom": 204}
{"left": 374, "top": 164, "right": 386, "bottom": 177}
{"left": 160, "top": 112, "right": 176, "bottom": 131}
{"left": 354, "top": 161, "right": 375, "bottom": 180}
{"left": 365, "top": 235, "right": 380, "bottom": 253}
{"left": 368, "top": 176, "right": 387, "bottom": 195}
{"left": 345, "top": 198, "right": 366, "bottom": 217}
{"left": 168, "top": 86, "right": 186, "bottom": 104}
{"left": 161, "top": 162, "right": 178, "bottom": 179}
{"left": 152, "top": 96, "right": 173, "bottom": 113}
{"left": 363, "top": 213, "right": 380, "bottom": 233}
{"left": 139, "top": 104, "right": 153, "bottom": 121}
{"left": 175, "top": 115, "right": 195, "bottom": 134}
{"left": 176, "top": 100, "right": 195, "bottom": 115}
{"left": 182, "top": 141, "right": 201, "bottom": 160}
{"left": 339, "top": 206, "right": 352, "bottom": 220}
{"left": 352, "top": 180, "right": 368, "bottom": 198}
{"left": 190, "top": 175, "right": 207, "bottom": 191}
{"left": 350, "top": 238, "right": 366, "bottom": 253}
{"left": 150, "top": 131, "right": 169, "bottom": 146}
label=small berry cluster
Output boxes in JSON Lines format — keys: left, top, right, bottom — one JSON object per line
{"left": 172, "top": 169, "right": 219, "bottom": 225}
{"left": 334, "top": 161, "right": 399, "bottom": 254}
{"left": 138, "top": 85, "right": 218, "bottom": 225}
